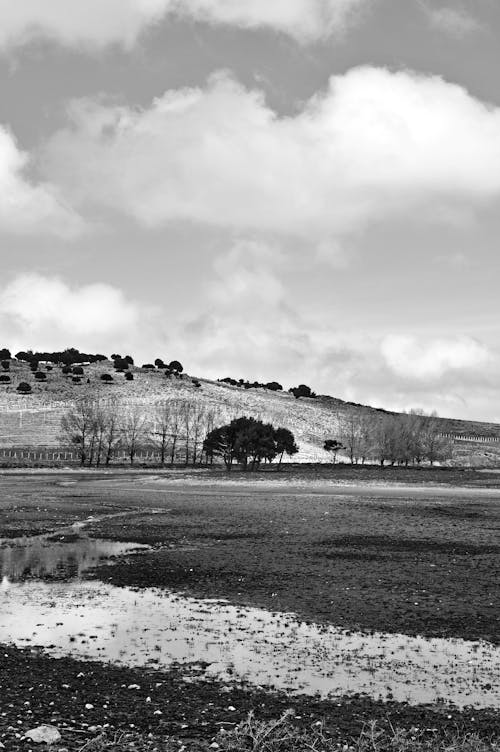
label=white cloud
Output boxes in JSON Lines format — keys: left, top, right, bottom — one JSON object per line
{"left": 422, "top": 5, "right": 482, "bottom": 38}
{"left": 0, "top": 275, "right": 143, "bottom": 354}
{"left": 0, "top": 126, "right": 81, "bottom": 237}
{"left": 381, "top": 334, "right": 490, "bottom": 380}
{"left": 42, "top": 68, "right": 500, "bottom": 243}
{"left": 0, "top": 0, "right": 366, "bottom": 51}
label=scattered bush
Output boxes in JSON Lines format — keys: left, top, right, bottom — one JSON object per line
{"left": 168, "top": 360, "right": 183, "bottom": 373}
{"left": 154, "top": 358, "right": 165, "bottom": 368}
{"left": 100, "top": 373, "right": 113, "bottom": 382}
{"left": 17, "top": 382, "right": 32, "bottom": 394}
{"left": 192, "top": 379, "right": 201, "bottom": 388}
{"left": 125, "top": 372, "right": 134, "bottom": 381}
{"left": 142, "top": 363, "right": 155, "bottom": 370}
{"left": 0, "top": 348, "right": 11, "bottom": 360}
{"left": 0, "top": 374, "right": 10, "bottom": 383}
{"left": 1, "top": 359, "right": 10, "bottom": 370}
{"left": 34, "top": 371, "right": 47, "bottom": 381}
{"left": 289, "top": 384, "right": 316, "bottom": 399}
{"left": 72, "top": 366, "right": 84, "bottom": 375}
{"left": 72, "top": 376, "right": 82, "bottom": 384}
{"left": 113, "top": 358, "right": 129, "bottom": 370}
{"left": 62, "top": 366, "right": 72, "bottom": 375}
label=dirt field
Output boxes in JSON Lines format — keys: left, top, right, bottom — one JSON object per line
{"left": 0, "top": 469, "right": 499, "bottom": 750}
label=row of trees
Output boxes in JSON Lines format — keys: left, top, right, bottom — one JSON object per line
{"left": 60, "top": 398, "right": 299, "bottom": 470}
{"left": 61, "top": 397, "right": 222, "bottom": 467}
{"left": 330, "top": 410, "right": 453, "bottom": 466}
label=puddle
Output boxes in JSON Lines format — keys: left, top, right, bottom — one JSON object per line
{"left": 0, "top": 534, "right": 498, "bottom": 709}
{"left": 0, "top": 577, "right": 498, "bottom": 709}
{"left": 0, "top": 535, "right": 148, "bottom": 582}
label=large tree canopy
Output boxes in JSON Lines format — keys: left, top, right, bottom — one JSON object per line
{"left": 203, "top": 416, "right": 298, "bottom": 471}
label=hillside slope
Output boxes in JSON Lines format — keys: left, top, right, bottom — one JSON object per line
{"left": 0, "top": 359, "right": 499, "bottom": 465}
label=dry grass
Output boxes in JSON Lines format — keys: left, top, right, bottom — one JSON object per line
{"left": 75, "top": 715, "right": 500, "bottom": 752}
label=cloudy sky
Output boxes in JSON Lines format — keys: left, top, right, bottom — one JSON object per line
{"left": 1, "top": 0, "right": 500, "bottom": 420}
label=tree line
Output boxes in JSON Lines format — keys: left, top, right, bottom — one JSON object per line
{"left": 61, "top": 396, "right": 220, "bottom": 467}
{"left": 328, "top": 410, "right": 453, "bottom": 466}
{"left": 60, "top": 398, "right": 299, "bottom": 470}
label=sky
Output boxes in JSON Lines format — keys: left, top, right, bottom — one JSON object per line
{"left": 0, "top": 0, "right": 499, "bottom": 421}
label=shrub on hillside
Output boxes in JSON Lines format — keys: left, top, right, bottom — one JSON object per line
{"left": 0, "top": 374, "right": 10, "bottom": 383}
{"left": 35, "top": 371, "right": 47, "bottom": 381}
{"left": 62, "top": 366, "right": 72, "bottom": 375}
{"left": 17, "top": 382, "right": 32, "bottom": 394}
{"left": 113, "top": 357, "right": 129, "bottom": 370}
{"left": 125, "top": 372, "right": 134, "bottom": 381}
{"left": 142, "top": 363, "right": 155, "bottom": 370}
{"left": 1, "top": 360, "right": 10, "bottom": 370}
{"left": 72, "top": 366, "right": 84, "bottom": 375}
{"left": 100, "top": 374, "right": 113, "bottom": 382}
{"left": 72, "top": 376, "right": 82, "bottom": 384}
{"left": 289, "top": 384, "right": 316, "bottom": 399}
{"left": 168, "top": 360, "right": 183, "bottom": 373}
{"left": 0, "top": 348, "right": 11, "bottom": 360}
{"left": 154, "top": 358, "right": 165, "bottom": 368}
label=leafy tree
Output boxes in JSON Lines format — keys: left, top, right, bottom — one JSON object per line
{"left": 265, "top": 381, "right": 283, "bottom": 392}
{"left": 168, "top": 360, "right": 183, "bottom": 374}
{"left": 113, "top": 357, "right": 129, "bottom": 371}
{"left": 0, "top": 348, "right": 11, "bottom": 360}
{"left": 289, "top": 384, "right": 316, "bottom": 399}
{"left": 203, "top": 417, "right": 298, "bottom": 472}
{"left": 154, "top": 358, "right": 165, "bottom": 368}
{"left": 324, "top": 439, "right": 344, "bottom": 463}
{"left": 124, "top": 355, "right": 134, "bottom": 365}
{"left": 275, "top": 427, "right": 298, "bottom": 470}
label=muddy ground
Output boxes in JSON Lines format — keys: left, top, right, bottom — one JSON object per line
{"left": 0, "top": 469, "right": 499, "bottom": 748}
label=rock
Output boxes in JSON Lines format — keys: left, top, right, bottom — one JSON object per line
{"left": 127, "top": 684, "right": 140, "bottom": 690}
{"left": 85, "top": 704, "right": 94, "bottom": 710}
{"left": 25, "top": 725, "right": 62, "bottom": 745}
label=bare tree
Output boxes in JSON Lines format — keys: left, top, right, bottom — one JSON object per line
{"left": 61, "top": 398, "right": 97, "bottom": 465}
{"left": 122, "top": 405, "right": 147, "bottom": 465}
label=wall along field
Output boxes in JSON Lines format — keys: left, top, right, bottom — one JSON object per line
{"left": 0, "top": 470, "right": 499, "bottom": 750}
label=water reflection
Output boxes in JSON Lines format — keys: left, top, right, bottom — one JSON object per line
{"left": 1, "top": 579, "right": 499, "bottom": 709}
{"left": 0, "top": 535, "right": 148, "bottom": 582}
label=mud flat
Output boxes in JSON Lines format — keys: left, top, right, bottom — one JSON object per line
{"left": 0, "top": 471, "right": 499, "bottom": 750}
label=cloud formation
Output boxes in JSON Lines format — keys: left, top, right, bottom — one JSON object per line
{"left": 0, "top": 126, "right": 80, "bottom": 237}
{"left": 381, "top": 334, "right": 490, "bottom": 380}
{"left": 42, "top": 68, "right": 500, "bottom": 245}
{"left": 0, "top": 275, "right": 142, "bottom": 352}
{"left": 422, "top": 5, "right": 482, "bottom": 38}
{"left": 0, "top": 0, "right": 366, "bottom": 51}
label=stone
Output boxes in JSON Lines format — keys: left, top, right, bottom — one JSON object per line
{"left": 25, "top": 725, "right": 62, "bottom": 745}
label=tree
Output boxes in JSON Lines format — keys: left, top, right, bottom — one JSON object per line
{"left": 151, "top": 399, "right": 181, "bottom": 466}
{"left": 168, "top": 360, "right": 183, "bottom": 374}
{"left": 125, "top": 372, "right": 134, "bottom": 381}
{"left": 1, "top": 360, "right": 10, "bottom": 371}
{"left": 274, "top": 427, "right": 298, "bottom": 470}
{"left": 16, "top": 382, "right": 32, "bottom": 394}
{"left": 60, "top": 398, "right": 97, "bottom": 465}
{"left": 113, "top": 358, "right": 129, "bottom": 371}
{"left": 0, "top": 374, "right": 10, "bottom": 383}
{"left": 289, "top": 384, "right": 316, "bottom": 399}
{"left": 35, "top": 371, "right": 47, "bottom": 381}
{"left": 154, "top": 358, "right": 165, "bottom": 368}
{"left": 72, "top": 366, "right": 84, "bottom": 375}
{"left": 100, "top": 373, "right": 113, "bottom": 382}
{"left": 0, "top": 348, "right": 11, "bottom": 360}
{"left": 203, "top": 417, "right": 298, "bottom": 472}
{"left": 324, "top": 439, "right": 344, "bottom": 463}
{"left": 122, "top": 407, "right": 147, "bottom": 465}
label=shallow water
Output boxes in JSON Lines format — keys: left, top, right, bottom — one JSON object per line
{"left": 0, "top": 533, "right": 148, "bottom": 582}
{"left": 0, "top": 535, "right": 498, "bottom": 709}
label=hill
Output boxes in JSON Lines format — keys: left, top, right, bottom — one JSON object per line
{"left": 0, "top": 357, "right": 499, "bottom": 466}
